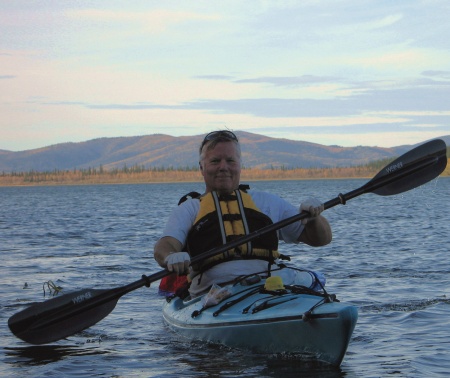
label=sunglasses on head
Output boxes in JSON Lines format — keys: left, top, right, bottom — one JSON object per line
{"left": 200, "top": 130, "right": 238, "bottom": 151}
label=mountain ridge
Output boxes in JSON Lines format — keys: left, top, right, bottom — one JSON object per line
{"left": 1, "top": 131, "right": 448, "bottom": 173}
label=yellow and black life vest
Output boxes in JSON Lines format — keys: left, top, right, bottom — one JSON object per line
{"left": 186, "top": 188, "right": 279, "bottom": 273}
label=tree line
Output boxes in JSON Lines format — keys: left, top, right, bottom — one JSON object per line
{"left": 1, "top": 156, "right": 449, "bottom": 186}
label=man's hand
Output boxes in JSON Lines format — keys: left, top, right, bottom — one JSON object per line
{"left": 164, "top": 252, "right": 191, "bottom": 275}
{"left": 300, "top": 197, "right": 324, "bottom": 225}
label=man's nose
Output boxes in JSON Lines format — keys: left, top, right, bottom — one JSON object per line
{"left": 218, "top": 159, "right": 228, "bottom": 169}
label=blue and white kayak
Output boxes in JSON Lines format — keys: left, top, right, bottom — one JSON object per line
{"left": 162, "top": 270, "right": 358, "bottom": 366}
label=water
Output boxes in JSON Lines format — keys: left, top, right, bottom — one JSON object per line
{"left": 1, "top": 178, "right": 449, "bottom": 377}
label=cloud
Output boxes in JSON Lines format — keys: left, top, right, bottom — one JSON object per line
{"left": 422, "top": 70, "right": 450, "bottom": 79}
{"left": 67, "top": 8, "right": 220, "bottom": 35}
{"left": 234, "top": 75, "right": 341, "bottom": 87}
{"left": 194, "top": 75, "right": 235, "bottom": 81}
{"left": 176, "top": 79, "right": 450, "bottom": 117}
{"left": 365, "top": 14, "right": 404, "bottom": 30}
{"left": 86, "top": 103, "right": 168, "bottom": 110}
{"left": 28, "top": 73, "right": 450, "bottom": 129}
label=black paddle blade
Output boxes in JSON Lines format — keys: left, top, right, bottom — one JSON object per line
{"left": 8, "top": 289, "right": 118, "bottom": 345}
{"left": 368, "top": 139, "right": 447, "bottom": 196}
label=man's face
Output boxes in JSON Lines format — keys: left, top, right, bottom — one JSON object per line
{"left": 200, "top": 141, "right": 241, "bottom": 194}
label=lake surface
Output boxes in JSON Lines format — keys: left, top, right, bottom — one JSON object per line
{"left": 1, "top": 178, "right": 449, "bottom": 377}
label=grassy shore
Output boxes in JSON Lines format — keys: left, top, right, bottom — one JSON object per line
{"left": 1, "top": 159, "right": 449, "bottom": 187}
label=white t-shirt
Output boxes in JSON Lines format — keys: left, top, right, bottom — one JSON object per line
{"left": 160, "top": 189, "right": 305, "bottom": 296}
{"left": 161, "top": 189, "right": 304, "bottom": 244}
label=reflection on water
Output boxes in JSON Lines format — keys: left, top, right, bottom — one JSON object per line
{"left": 4, "top": 345, "right": 109, "bottom": 366}
{"left": 166, "top": 339, "right": 347, "bottom": 378}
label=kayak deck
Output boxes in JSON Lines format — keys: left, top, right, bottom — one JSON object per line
{"left": 162, "top": 276, "right": 357, "bottom": 366}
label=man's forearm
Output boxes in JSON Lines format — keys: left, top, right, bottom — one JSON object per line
{"left": 299, "top": 216, "right": 332, "bottom": 246}
{"left": 154, "top": 236, "right": 183, "bottom": 267}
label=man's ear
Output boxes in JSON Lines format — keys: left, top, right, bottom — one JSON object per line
{"left": 199, "top": 162, "right": 203, "bottom": 171}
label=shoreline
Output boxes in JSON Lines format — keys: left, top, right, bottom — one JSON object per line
{"left": 1, "top": 173, "right": 448, "bottom": 188}
{"left": 1, "top": 159, "right": 448, "bottom": 187}
{"left": 0, "top": 177, "right": 369, "bottom": 188}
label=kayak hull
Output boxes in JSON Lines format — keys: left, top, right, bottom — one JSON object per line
{"left": 162, "top": 279, "right": 357, "bottom": 366}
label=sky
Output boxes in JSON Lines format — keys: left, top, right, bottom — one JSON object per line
{"left": 1, "top": 1, "right": 450, "bottom": 152}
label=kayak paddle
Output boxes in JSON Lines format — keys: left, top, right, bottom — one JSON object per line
{"left": 8, "top": 138, "right": 447, "bottom": 345}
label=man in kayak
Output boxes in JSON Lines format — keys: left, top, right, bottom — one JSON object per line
{"left": 154, "top": 130, "right": 332, "bottom": 297}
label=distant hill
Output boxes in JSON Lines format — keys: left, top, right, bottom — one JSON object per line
{"left": 0, "top": 131, "right": 448, "bottom": 173}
